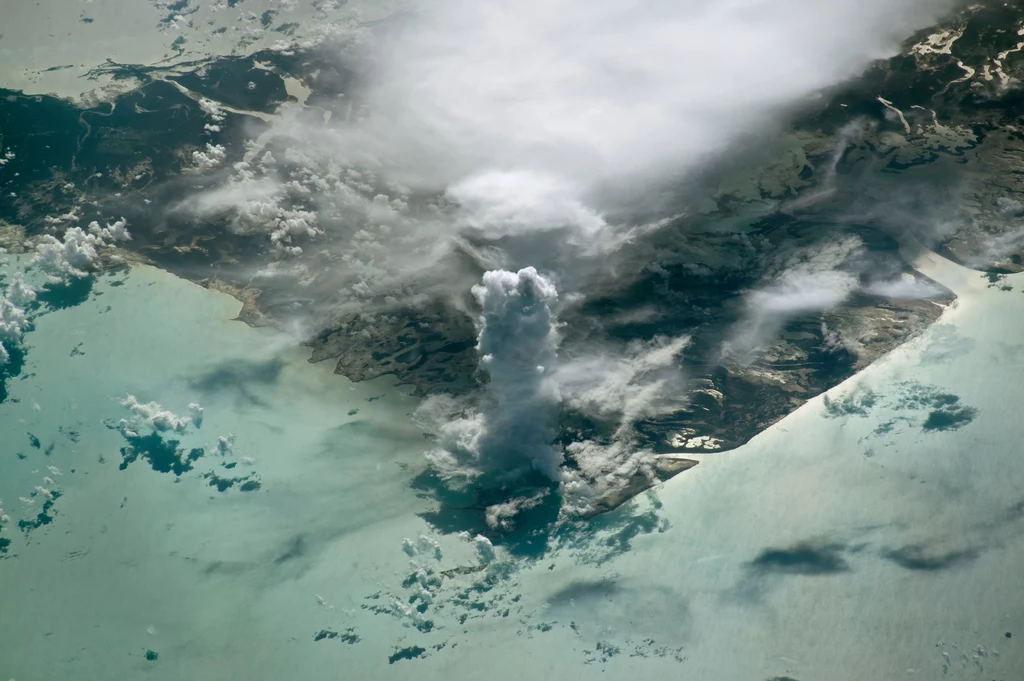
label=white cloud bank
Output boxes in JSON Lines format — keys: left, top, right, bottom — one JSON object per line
{"left": 121, "top": 395, "right": 203, "bottom": 435}
{"left": 0, "top": 296, "right": 28, "bottom": 365}
{"left": 353, "top": 0, "right": 954, "bottom": 232}
{"left": 0, "top": 273, "right": 35, "bottom": 365}
{"left": 33, "top": 219, "right": 131, "bottom": 284}
{"left": 178, "top": 0, "right": 955, "bottom": 312}
{"left": 190, "top": 143, "right": 228, "bottom": 171}
{"left": 183, "top": 0, "right": 957, "bottom": 518}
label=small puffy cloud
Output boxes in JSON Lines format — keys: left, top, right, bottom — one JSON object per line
{"left": 188, "top": 403, "right": 204, "bottom": 428}
{"left": 472, "top": 534, "right": 495, "bottom": 564}
{"left": 6, "top": 273, "right": 36, "bottom": 307}
{"left": 121, "top": 395, "right": 199, "bottom": 434}
{"left": 43, "top": 208, "right": 80, "bottom": 226}
{"left": 216, "top": 433, "right": 235, "bottom": 455}
{"left": 179, "top": 167, "right": 322, "bottom": 254}
{"left": 0, "top": 290, "right": 29, "bottom": 364}
{"left": 401, "top": 535, "right": 444, "bottom": 560}
{"left": 88, "top": 218, "right": 131, "bottom": 242}
{"left": 199, "top": 98, "right": 227, "bottom": 133}
{"left": 485, "top": 491, "right": 547, "bottom": 530}
{"left": 191, "top": 143, "right": 228, "bottom": 171}
{"left": 33, "top": 220, "right": 131, "bottom": 284}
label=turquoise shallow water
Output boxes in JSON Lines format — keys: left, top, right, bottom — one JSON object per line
{"left": 2, "top": 254, "right": 1023, "bottom": 680}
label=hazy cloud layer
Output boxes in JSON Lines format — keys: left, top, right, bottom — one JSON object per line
{"left": 177, "top": 0, "right": 958, "bottom": 517}
{"left": 359, "top": 0, "right": 954, "bottom": 223}
{"left": 179, "top": 0, "right": 955, "bottom": 308}
{"left": 725, "top": 235, "right": 946, "bottom": 361}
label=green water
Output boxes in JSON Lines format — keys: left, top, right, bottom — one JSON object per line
{"left": 2, "top": 255, "right": 1023, "bottom": 680}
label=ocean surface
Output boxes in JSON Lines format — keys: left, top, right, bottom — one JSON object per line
{"left": 2, "top": 252, "right": 1023, "bottom": 680}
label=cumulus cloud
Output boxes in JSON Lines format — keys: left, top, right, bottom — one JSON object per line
{"left": 32, "top": 220, "right": 131, "bottom": 284}
{"left": 401, "top": 535, "right": 444, "bottom": 560}
{"left": 6, "top": 273, "right": 36, "bottom": 308}
{"left": 559, "top": 439, "right": 657, "bottom": 516}
{"left": 0, "top": 297, "right": 28, "bottom": 342}
{"left": 199, "top": 97, "right": 227, "bottom": 133}
{"left": 0, "top": 282, "right": 30, "bottom": 365}
{"left": 121, "top": 395, "right": 201, "bottom": 434}
{"left": 484, "top": 491, "right": 549, "bottom": 531}
{"left": 190, "top": 143, "right": 228, "bottom": 171}
{"left": 460, "top": 532, "right": 495, "bottom": 564}
{"left": 420, "top": 268, "right": 690, "bottom": 518}
{"left": 421, "top": 267, "right": 562, "bottom": 485}
{"left": 216, "top": 433, "right": 235, "bottom": 456}
{"left": 188, "top": 402, "right": 205, "bottom": 427}
{"left": 177, "top": 161, "right": 322, "bottom": 255}
{"left": 88, "top": 218, "right": 131, "bottom": 242}
{"left": 33, "top": 228, "right": 102, "bottom": 282}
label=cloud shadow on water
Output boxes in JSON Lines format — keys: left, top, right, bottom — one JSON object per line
{"left": 881, "top": 544, "right": 980, "bottom": 571}
{"left": 748, "top": 542, "right": 852, "bottom": 576}
{"left": 410, "top": 468, "right": 562, "bottom": 560}
{"left": 188, "top": 356, "right": 286, "bottom": 407}
{"left": 36, "top": 276, "right": 95, "bottom": 311}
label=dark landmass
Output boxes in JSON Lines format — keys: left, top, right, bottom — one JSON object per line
{"left": 3, "top": 2, "right": 1023, "bottom": 524}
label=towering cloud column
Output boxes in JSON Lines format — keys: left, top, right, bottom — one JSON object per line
{"left": 472, "top": 267, "right": 562, "bottom": 478}
{"left": 420, "top": 267, "right": 563, "bottom": 487}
